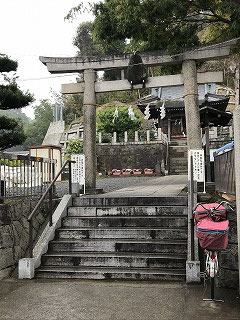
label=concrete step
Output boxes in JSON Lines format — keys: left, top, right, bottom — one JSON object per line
{"left": 169, "top": 169, "right": 188, "bottom": 174}
{"left": 169, "top": 158, "right": 188, "bottom": 164}
{"left": 169, "top": 151, "right": 188, "bottom": 158}
{"left": 35, "top": 266, "right": 186, "bottom": 281}
{"left": 169, "top": 141, "right": 187, "bottom": 147}
{"left": 169, "top": 145, "right": 188, "bottom": 149}
{"left": 170, "top": 162, "right": 188, "bottom": 167}
{"left": 62, "top": 216, "right": 187, "bottom": 228}
{"left": 169, "top": 165, "right": 188, "bottom": 170}
{"left": 35, "top": 193, "right": 188, "bottom": 281}
{"left": 49, "top": 239, "right": 187, "bottom": 254}
{"left": 67, "top": 206, "right": 187, "bottom": 217}
{"left": 169, "top": 150, "right": 187, "bottom": 156}
{"left": 169, "top": 147, "right": 187, "bottom": 153}
{"left": 41, "top": 252, "right": 187, "bottom": 269}
{"left": 73, "top": 196, "right": 188, "bottom": 207}
{"left": 56, "top": 227, "right": 188, "bottom": 240}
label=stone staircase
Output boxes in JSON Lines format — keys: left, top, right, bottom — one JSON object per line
{"left": 36, "top": 196, "right": 188, "bottom": 281}
{"left": 169, "top": 139, "right": 188, "bottom": 175}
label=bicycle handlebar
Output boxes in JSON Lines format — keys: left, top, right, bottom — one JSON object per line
{"left": 193, "top": 203, "right": 208, "bottom": 211}
{"left": 216, "top": 201, "right": 235, "bottom": 211}
{"left": 193, "top": 201, "right": 235, "bottom": 212}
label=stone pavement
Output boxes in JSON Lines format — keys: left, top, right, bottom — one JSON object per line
{"left": 0, "top": 278, "right": 239, "bottom": 320}
{"left": 96, "top": 175, "right": 188, "bottom": 198}
{"left": 56, "top": 175, "right": 187, "bottom": 197}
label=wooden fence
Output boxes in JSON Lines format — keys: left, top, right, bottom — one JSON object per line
{"left": 214, "top": 149, "right": 235, "bottom": 195}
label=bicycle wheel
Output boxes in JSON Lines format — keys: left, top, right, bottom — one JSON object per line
{"left": 210, "top": 276, "right": 215, "bottom": 300}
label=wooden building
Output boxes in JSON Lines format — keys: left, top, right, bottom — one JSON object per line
{"left": 138, "top": 85, "right": 231, "bottom": 140}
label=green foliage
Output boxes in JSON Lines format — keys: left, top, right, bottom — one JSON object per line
{"left": 96, "top": 134, "right": 111, "bottom": 143}
{"left": 127, "top": 156, "right": 134, "bottom": 168}
{"left": 97, "top": 106, "right": 142, "bottom": 138}
{"left": 23, "top": 100, "right": 53, "bottom": 149}
{"left": 73, "top": 20, "right": 126, "bottom": 57}
{"left": 50, "top": 89, "right": 83, "bottom": 126}
{"left": 63, "top": 94, "right": 84, "bottom": 126}
{"left": 65, "top": 139, "right": 83, "bottom": 160}
{"left": 68, "top": 1, "right": 240, "bottom": 54}
{"left": 96, "top": 90, "right": 140, "bottom": 105}
{"left": 0, "top": 55, "right": 18, "bottom": 73}
{"left": 0, "top": 83, "right": 33, "bottom": 110}
{"left": 73, "top": 20, "right": 125, "bottom": 81}
{"left": 0, "top": 158, "right": 21, "bottom": 167}
{"left": 0, "top": 109, "right": 30, "bottom": 124}
{"left": 73, "top": 21, "right": 104, "bottom": 56}
{"left": 91, "top": 0, "right": 240, "bottom": 53}
{"left": 0, "top": 116, "right": 26, "bottom": 151}
{"left": 65, "top": 2, "right": 92, "bottom": 21}
{"left": 0, "top": 55, "right": 33, "bottom": 150}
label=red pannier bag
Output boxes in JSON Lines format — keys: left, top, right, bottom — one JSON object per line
{"left": 196, "top": 218, "right": 229, "bottom": 251}
{"left": 193, "top": 203, "right": 226, "bottom": 223}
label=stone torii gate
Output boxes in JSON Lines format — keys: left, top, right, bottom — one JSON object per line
{"left": 40, "top": 38, "right": 239, "bottom": 191}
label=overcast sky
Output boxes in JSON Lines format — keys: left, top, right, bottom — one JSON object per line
{"left": 0, "top": 0, "right": 96, "bottom": 119}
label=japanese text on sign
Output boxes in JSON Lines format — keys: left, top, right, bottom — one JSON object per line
{"left": 71, "top": 154, "right": 85, "bottom": 185}
{"left": 188, "top": 150, "right": 205, "bottom": 182}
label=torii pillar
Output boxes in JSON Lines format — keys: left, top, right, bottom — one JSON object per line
{"left": 182, "top": 60, "right": 202, "bottom": 150}
{"left": 83, "top": 69, "right": 97, "bottom": 190}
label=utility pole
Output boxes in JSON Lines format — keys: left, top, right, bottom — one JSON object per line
{"left": 233, "top": 64, "right": 240, "bottom": 294}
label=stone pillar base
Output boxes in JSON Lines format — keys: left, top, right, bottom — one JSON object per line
{"left": 79, "top": 188, "right": 103, "bottom": 195}
{"left": 18, "top": 258, "right": 36, "bottom": 279}
{"left": 72, "top": 183, "right": 81, "bottom": 196}
{"left": 186, "top": 260, "right": 201, "bottom": 283}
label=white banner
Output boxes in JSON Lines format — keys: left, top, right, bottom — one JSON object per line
{"left": 188, "top": 149, "right": 205, "bottom": 182}
{"left": 71, "top": 154, "right": 85, "bottom": 185}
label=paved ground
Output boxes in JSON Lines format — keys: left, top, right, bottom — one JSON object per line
{"left": 1, "top": 175, "right": 239, "bottom": 319}
{"left": 56, "top": 175, "right": 188, "bottom": 198}
{"left": 102, "top": 175, "right": 187, "bottom": 197}
{"left": 0, "top": 278, "right": 239, "bottom": 320}
{"left": 56, "top": 176, "right": 158, "bottom": 196}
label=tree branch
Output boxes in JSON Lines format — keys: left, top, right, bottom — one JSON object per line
{"left": 189, "top": 1, "right": 231, "bottom": 24}
{"left": 208, "top": 9, "right": 231, "bottom": 24}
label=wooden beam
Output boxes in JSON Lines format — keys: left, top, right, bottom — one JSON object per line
{"left": 40, "top": 38, "right": 239, "bottom": 73}
{"left": 61, "top": 71, "right": 223, "bottom": 94}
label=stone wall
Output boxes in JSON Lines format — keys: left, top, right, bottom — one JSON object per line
{"left": 96, "top": 142, "right": 167, "bottom": 172}
{"left": 0, "top": 198, "right": 55, "bottom": 279}
{"left": 218, "top": 209, "right": 239, "bottom": 288}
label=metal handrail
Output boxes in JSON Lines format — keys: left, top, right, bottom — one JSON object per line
{"left": 0, "top": 154, "right": 57, "bottom": 199}
{"left": 27, "top": 160, "right": 75, "bottom": 258}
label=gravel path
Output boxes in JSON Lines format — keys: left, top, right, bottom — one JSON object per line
{"left": 55, "top": 176, "right": 158, "bottom": 196}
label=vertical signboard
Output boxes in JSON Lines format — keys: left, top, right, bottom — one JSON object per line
{"left": 188, "top": 149, "right": 205, "bottom": 191}
{"left": 71, "top": 154, "right": 85, "bottom": 194}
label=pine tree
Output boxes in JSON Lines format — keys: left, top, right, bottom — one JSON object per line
{"left": 0, "top": 55, "right": 33, "bottom": 150}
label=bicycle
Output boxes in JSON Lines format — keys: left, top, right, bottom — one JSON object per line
{"left": 193, "top": 201, "right": 234, "bottom": 302}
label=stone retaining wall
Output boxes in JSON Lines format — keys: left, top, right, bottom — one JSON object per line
{"left": 218, "top": 209, "right": 239, "bottom": 288}
{"left": 0, "top": 198, "right": 55, "bottom": 279}
{"left": 96, "top": 142, "right": 167, "bottom": 172}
